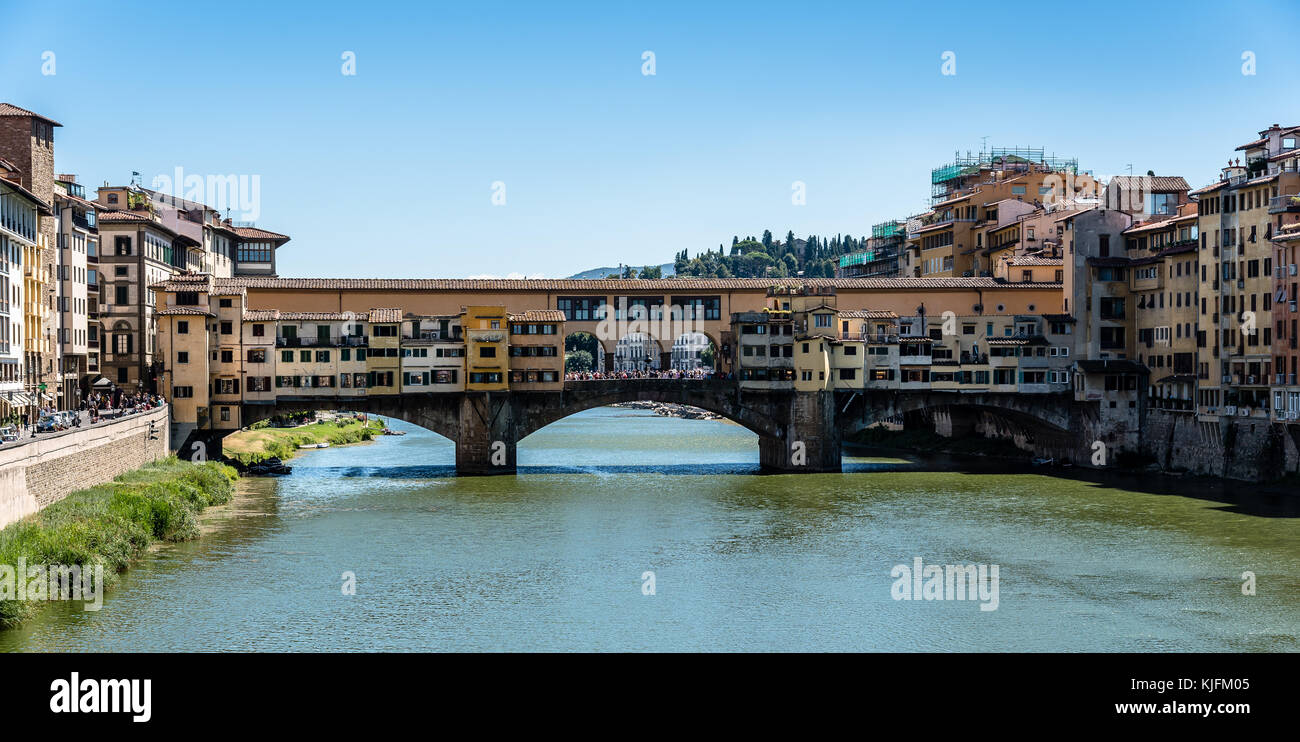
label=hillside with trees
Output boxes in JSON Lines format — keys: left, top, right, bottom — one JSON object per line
{"left": 672, "top": 229, "right": 867, "bottom": 279}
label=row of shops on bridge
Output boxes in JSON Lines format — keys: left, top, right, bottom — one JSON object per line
{"left": 151, "top": 274, "right": 1152, "bottom": 438}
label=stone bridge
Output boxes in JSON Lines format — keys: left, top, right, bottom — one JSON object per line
{"left": 181, "top": 381, "right": 1100, "bottom": 474}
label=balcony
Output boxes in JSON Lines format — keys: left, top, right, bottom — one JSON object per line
{"left": 1268, "top": 195, "right": 1300, "bottom": 214}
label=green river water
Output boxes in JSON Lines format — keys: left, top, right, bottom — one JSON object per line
{"left": 2, "top": 407, "right": 1297, "bottom": 651}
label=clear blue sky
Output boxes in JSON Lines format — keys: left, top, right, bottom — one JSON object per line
{"left": 3, "top": 0, "right": 1297, "bottom": 278}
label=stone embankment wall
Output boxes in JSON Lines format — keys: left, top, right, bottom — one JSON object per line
{"left": 0, "top": 407, "right": 171, "bottom": 529}
{"left": 1142, "top": 410, "right": 1298, "bottom": 482}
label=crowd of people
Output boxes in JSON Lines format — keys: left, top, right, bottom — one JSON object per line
{"left": 1, "top": 389, "right": 168, "bottom": 444}
{"left": 565, "top": 368, "right": 728, "bottom": 381}
{"left": 82, "top": 390, "right": 166, "bottom": 423}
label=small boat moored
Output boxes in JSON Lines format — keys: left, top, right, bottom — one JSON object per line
{"left": 247, "top": 457, "right": 292, "bottom": 476}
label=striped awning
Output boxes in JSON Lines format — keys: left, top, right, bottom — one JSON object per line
{"left": 3, "top": 392, "right": 33, "bottom": 406}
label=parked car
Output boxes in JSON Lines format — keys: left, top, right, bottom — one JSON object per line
{"left": 0, "top": 425, "right": 18, "bottom": 442}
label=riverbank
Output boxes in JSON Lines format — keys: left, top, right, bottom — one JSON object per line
{"left": 0, "top": 456, "right": 237, "bottom": 629}
{"left": 222, "top": 415, "right": 386, "bottom": 465}
{"left": 612, "top": 401, "right": 720, "bottom": 420}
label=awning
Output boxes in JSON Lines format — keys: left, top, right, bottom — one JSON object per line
{"left": 92, "top": 377, "right": 114, "bottom": 388}
{"left": 4, "top": 392, "right": 33, "bottom": 406}
{"left": 40, "top": 392, "right": 54, "bottom": 402}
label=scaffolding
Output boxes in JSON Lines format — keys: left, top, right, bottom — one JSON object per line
{"left": 931, "top": 146, "right": 1078, "bottom": 185}
{"left": 871, "top": 220, "right": 906, "bottom": 239}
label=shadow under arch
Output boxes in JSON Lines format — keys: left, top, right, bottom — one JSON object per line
{"left": 513, "top": 380, "right": 783, "bottom": 442}
{"left": 838, "top": 391, "right": 1081, "bottom": 459}
{"left": 237, "top": 395, "right": 462, "bottom": 445}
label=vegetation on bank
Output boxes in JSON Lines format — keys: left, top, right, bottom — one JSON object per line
{"left": 222, "top": 416, "right": 385, "bottom": 465}
{"left": 0, "top": 456, "right": 238, "bottom": 629}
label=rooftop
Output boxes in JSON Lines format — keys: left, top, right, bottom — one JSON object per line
{"left": 209, "top": 276, "right": 1063, "bottom": 292}
{"left": 0, "top": 102, "right": 62, "bottom": 127}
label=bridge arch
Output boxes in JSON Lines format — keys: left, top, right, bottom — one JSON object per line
{"left": 512, "top": 380, "right": 783, "bottom": 441}
{"left": 838, "top": 390, "right": 1083, "bottom": 460}
{"left": 237, "top": 395, "right": 465, "bottom": 445}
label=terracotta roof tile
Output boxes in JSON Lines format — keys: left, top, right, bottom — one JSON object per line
{"left": 1005, "top": 256, "right": 1063, "bottom": 266}
{"left": 508, "top": 310, "right": 566, "bottom": 322}
{"left": 157, "top": 306, "right": 215, "bottom": 317}
{"left": 232, "top": 226, "right": 290, "bottom": 242}
{"left": 838, "top": 309, "right": 898, "bottom": 319}
{"left": 1107, "top": 175, "right": 1190, "bottom": 193}
{"left": 1189, "top": 180, "right": 1227, "bottom": 196}
{"left": 368, "top": 308, "right": 402, "bottom": 323}
{"left": 0, "top": 103, "right": 61, "bottom": 126}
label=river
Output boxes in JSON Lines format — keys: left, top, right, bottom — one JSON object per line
{"left": 3, "top": 408, "right": 1297, "bottom": 651}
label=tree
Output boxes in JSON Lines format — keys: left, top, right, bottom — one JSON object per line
{"left": 565, "top": 331, "right": 599, "bottom": 358}
{"left": 565, "top": 350, "right": 593, "bottom": 373}
{"left": 700, "top": 342, "right": 716, "bottom": 369}
{"left": 641, "top": 264, "right": 662, "bottom": 279}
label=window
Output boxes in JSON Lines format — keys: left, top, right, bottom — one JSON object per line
{"left": 315, "top": 350, "right": 331, "bottom": 363}
{"left": 220, "top": 350, "right": 233, "bottom": 363}
{"left": 177, "top": 321, "right": 189, "bottom": 334}
{"left": 219, "top": 298, "right": 233, "bottom": 308}
{"left": 115, "top": 285, "right": 128, "bottom": 305}
{"left": 220, "top": 321, "right": 232, "bottom": 334}
{"left": 281, "top": 350, "right": 293, "bottom": 362}
{"left": 177, "top": 352, "right": 189, "bottom": 364}
{"left": 237, "top": 242, "right": 274, "bottom": 263}
{"left": 220, "top": 407, "right": 231, "bottom": 422}
{"left": 172, "top": 386, "right": 193, "bottom": 398}
{"left": 479, "top": 346, "right": 496, "bottom": 358}
{"left": 252, "top": 324, "right": 265, "bottom": 337}
{"left": 248, "top": 348, "right": 267, "bottom": 363}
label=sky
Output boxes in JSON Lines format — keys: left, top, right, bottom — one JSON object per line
{"left": 3, "top": 0, "right": 1298, "bottom": 279}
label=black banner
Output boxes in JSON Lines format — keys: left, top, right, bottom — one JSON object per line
{"left": 6, "top": 652, "right": 1287, "bottom": 729}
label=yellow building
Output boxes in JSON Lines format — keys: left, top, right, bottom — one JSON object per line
{"left": 464, "top": 305, "right": 508, "bottom": 391}
{"left": 1124, "top": 206, "right": 1199, "bottom": 410}
{"left": 157, "top": 304, "right": 216, "bottom": 438}
{"left": 507, "top": 310, "right": 564, "bottom": 390}
{"left": 366, "top": 308, "right": 402, "bottom": 395}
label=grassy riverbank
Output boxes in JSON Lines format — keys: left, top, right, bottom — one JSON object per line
{"left": 0, "top": 456, "right": 238, "bottom": 629}
{"left": 222, "top": 416, "right": 386, "bottom": 465}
